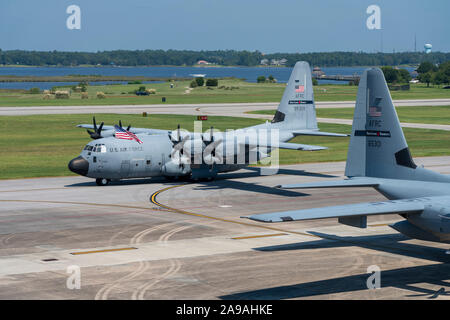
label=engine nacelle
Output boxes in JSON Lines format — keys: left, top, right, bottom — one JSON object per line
{"left": 162, "top": 160, "right": 190, "bottom": 177}
{"left": 406, "top": 205, "right": 450, "bottom": 242}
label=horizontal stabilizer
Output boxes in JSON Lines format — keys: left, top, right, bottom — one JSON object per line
{"left": 243, "top": 199, "right": 424, "bottom": 223}
{"left": 279, "top": 142, "right": 327, "bottom": 151}
{"left": 244, "top": 141, "right": 327, "bottom": 151}
{"left": 242, "top": 142, "right": 328, "bottom": 151}
{"left": 292, "top": 130, "right": 349, "bottom": 137}
{"left": 277, "top": 178, "right": 379, "bottom": 189}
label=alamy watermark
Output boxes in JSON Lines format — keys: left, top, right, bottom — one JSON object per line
{"left": 66, "top": 265, "right": 81, "bottom": 290}
{"left": 366, "top": 5, "right": 381, "bottom": 30}
{"left": 366, "top": 265, "right": 381, "bottom": 290}
{"left": 66, "top": 5, "right": 81, "bottom": 30}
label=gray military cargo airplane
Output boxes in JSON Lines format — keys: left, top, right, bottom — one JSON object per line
{"left": 68, "top": 61, "right": 347, "bottom": 186}
{"left": 245, "top": 68, "right": 450, "bottom": 248}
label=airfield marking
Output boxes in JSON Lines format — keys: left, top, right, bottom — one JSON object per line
{"left": 0, "top": 186, "right": 431, "bottom": 261}
{"left": 71, "top": 247, "right": 137, "bottom": 255}
{"left": 231, "top": 233, "right": 287, "bottom": 240}
{"left": 149, "top": 185, "right": 447, "bottom": 260}
{"left": 149, "top": 184, "right": 320, "bottom": 238}
{"left": 0, "top": 199, "right": 160, "bottom": 212}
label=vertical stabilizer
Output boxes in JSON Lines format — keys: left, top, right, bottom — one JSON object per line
{"left": 345, "top": 68, "right": 417, "bottom": 179}
{"left": 272, "top": 61, "right": 318, "bottom": 131}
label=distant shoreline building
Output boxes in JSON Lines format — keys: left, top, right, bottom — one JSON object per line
{"left": 312, "top": 66, "right": 325, "bottom": 77}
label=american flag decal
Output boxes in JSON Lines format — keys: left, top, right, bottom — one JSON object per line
{"left": 114, "top": 125, "right": 143, "bottom": 144}
{"left": 295, "top": 85, "right": 304, "bottom": 93}
{"left": 369, "top": 106, "right": 382, "bottom": 117}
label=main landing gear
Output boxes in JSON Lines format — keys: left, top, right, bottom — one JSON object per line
{"left": 96, "top": 178, "right": 110, "bottom": 186}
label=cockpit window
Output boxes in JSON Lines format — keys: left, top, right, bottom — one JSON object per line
{"left": 85, "top": 144, "right": 107, "bottom": 152}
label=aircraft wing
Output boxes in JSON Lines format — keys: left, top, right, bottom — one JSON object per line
{"left": 244, "top": 199, "right": 424, "bottom": 223}
{"left": 276, "top": 178, "right": 380, "bottom": 189}
{"left": 292, "top": 130, "right": 349, "bottom": 137}
{"left": 77, "top": 124, "right": 169, "bottom": 135}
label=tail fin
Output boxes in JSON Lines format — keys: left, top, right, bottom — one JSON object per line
{"left": 345, "top": 68, "right": 420, "bottom": 180}
{"left": 271, "top": 61, "right": 318, "bottom": 131}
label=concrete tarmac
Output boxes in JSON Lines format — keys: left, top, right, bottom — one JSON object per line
{"left": 0, "top": 157, "right": 449, "bottom": 299}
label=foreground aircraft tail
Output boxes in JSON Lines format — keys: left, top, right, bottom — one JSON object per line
{"left": 344, "top": 67, "right": 416, "bottom": 179}
{"left": 275, "top": 68, "right": 450, "bottom": 191}
{"left": 244, "top": 68, "right": 448, "bottom": 227}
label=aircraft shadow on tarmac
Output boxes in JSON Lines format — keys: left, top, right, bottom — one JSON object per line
{"left": 191, "top": 167, "right": 338, "bottom": 196}
{"left": 64, "top": 177, "right": 167, "bottom": 187}
{"left": 64, "top": 167, "right": 334, "bottom": 196}
{"left": 192, "top": 178, "right": 308, "bottom": 197}
{"left": 242, "top": 167, "right": 337, "bottom": 179}
{"left": 220, "top": 232, "right": 450, "bottom": 300}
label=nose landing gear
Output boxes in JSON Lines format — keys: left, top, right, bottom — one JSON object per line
{"left": 96, "top": 178, "right": 110, "bottom": 186}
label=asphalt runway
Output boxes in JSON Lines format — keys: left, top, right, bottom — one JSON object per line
{"left": 0, "top": 157, "right": 450, "bottom": 299}
{"left": 3, "top": 99, "right": 450, "bottom": 131}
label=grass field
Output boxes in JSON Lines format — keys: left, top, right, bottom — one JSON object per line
{"left": 249, "top": 105, "right": 450, "bottom": 125}
{"left": 1, "top": 113, "right": 450, "bottom": 180}
{"left": 0, "top": 80, "right": 448, "bottom": 107}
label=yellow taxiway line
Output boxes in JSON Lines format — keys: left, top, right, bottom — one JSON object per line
{"left": 150, "top": 184, "right": 321, "bottom": 238}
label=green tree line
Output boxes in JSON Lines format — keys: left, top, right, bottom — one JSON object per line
{"left": 416, "top": 61, "right": 450, "bottom": 87}
{"left": 0, "top": 49, "right": 449, "bottom": 67}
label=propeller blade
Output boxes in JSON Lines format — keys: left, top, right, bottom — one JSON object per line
{"left": 126, "top": 125, "right": 131, "bottom": 131}
{"left": 172, "top": 135, "right": 190, "bottom": 152}
{"left": 87, "top": 117, "right": 103, "bottom": 139}
{"left": 119, "top": 120, "right": 123, "bottom": 128}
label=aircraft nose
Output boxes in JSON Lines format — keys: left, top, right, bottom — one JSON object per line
{"left": 68, "top": 156, "right": 89, "bottom": 176}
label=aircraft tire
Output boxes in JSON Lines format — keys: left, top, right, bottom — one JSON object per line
{"left": 96, "top": 178, "right": 110, "bottom": 186}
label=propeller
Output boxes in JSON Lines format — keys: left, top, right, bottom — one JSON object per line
{"left": 203, "top": 126, "right": 214, "bottom": 143}
{"left": 118, "top": 120, "right": 131, "bottom": 131}
{"left": 169, "top": 124, "right": 191, "bottom": 168}
{"left": 202, "top": 127, "right": 223, "bottom": 166}
{"left": 86, "top": 116, "right": 104, "bottom": 139}
{"left": 169, "top": 124, "right": 183, "bottom": 143}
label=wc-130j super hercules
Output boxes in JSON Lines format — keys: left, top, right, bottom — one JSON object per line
{"left": 68, "top": 62, "right": 346, "bottom": 185}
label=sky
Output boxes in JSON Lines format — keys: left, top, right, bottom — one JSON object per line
{"left": 0, "top": 0, "right": 449, "bottom": 53}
